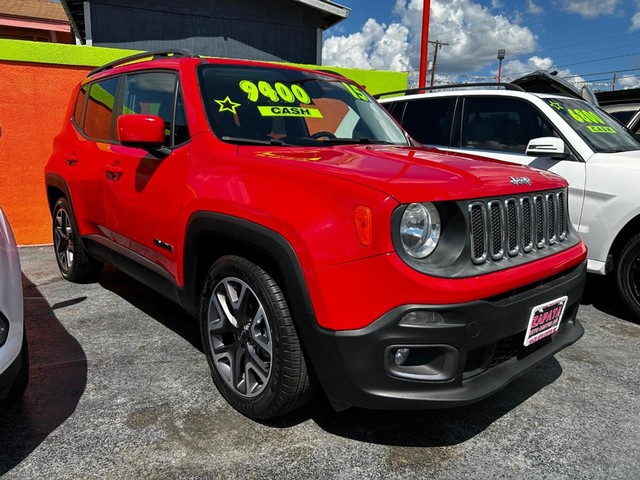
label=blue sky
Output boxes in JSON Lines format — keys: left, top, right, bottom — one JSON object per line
{"left": 322, "top": 0, "right": 640, "bottom": 90}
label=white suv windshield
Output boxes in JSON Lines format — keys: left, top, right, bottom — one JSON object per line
{"left": 547, "top": 97, "right": 640, "bottom": 153}
{"left": 198, "top": 65, "right": 409, "bottom": 147}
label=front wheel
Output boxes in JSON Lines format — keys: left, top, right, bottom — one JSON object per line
{"left": 1, "top": 330, "right": 29, "bottom": 403}
{"left": 616, "top": 233, "right": 640, "bottom": 319}
{"left": 52, "top": 198, "right": 103, "bottom": 283}
{"left": 200, "top": 255, "right": 314, "bottom": 419}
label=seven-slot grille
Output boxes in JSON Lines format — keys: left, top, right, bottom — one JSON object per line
{"left": 468, "top": 190, "right": 567, "bottom": 265}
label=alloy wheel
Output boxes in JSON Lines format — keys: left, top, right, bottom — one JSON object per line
{"left": 206, "top": 276, "right": 273, "bottom": 398}
{"left": 54, "top": 207, "right": 74, "bottom": 271}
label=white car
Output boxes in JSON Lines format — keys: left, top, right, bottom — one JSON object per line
{"left": 380, "top": 84, "right": 640, "bottom": 318}
{"left": 601, "top": 103, "right": 640, "bottom": 137}
{"left": 0, "top": 208, "right": 28, "bottom": 402}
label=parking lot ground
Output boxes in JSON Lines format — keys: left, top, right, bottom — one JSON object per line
{"left": 2, "top": 246, "right": 640, "bottom": 479}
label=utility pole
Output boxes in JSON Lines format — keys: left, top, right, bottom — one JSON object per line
{"left": 419, "top": 0, "right": 431, "bottom": 88}
{"left": 429, "top": 40, "right": 449, "bottom": 88}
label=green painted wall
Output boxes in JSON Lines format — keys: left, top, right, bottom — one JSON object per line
{"left": 0, "top": 39, "right": 407, "bottom": 95}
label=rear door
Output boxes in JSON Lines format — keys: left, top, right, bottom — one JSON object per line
{"left": 68, "top": 76, "right": 121, "bottom": 235}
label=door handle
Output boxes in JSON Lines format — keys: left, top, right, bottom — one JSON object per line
{"left": 65, "top": 153, "right": 78, "bottom": 166}
{"left": 105, "top": 164, "right": 123, "bottom": 181}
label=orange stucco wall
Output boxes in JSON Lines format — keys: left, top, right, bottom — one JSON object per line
{"left": 0, "top": 61, "right": 90, "bottom": 244}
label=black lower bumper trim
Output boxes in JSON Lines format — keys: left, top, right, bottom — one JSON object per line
{"left": 298, "top": 261, "right": 586, "bottom": 410}
{"left": 0, "top": 345, "right": 24, "bottom": 401}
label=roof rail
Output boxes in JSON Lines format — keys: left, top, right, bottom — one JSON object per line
{"left": 87, "top": 49, "right": 200, "bottom": 77}
{"left": 373, "top": 82, "right": 525, "bottom": 100}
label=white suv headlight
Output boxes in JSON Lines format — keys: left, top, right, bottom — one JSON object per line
{"left": 399, "top": 202, "right": 441, "bottom": 258}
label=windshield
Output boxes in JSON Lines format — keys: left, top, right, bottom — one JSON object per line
{"left": 198, "top": 64, "right": 409, "bottom": 147}
{"left": 546, "top": 97, "right": 640, "bottom": 153}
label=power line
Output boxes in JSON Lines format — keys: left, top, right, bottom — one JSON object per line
{"left": 554, "top": 51, "right": 640, "bottom": 69}
{"left": 547, "top": 44, "right": 640, "bottom": 62}
{"left": 562, "top": 67, "right": 640, "bottom": 79}
{"left": 539, "top": 25, "right": 627, "bottom": 47}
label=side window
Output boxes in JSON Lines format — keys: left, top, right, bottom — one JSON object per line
{"left": 84, "top": 77, "right": 119, "bottom": 140}
{"left": 402, "top": 98, "right": 455, "bottom": 146}
{"left": 121, "top": 72, "right": 189, "bottom": 147}
{"left": 174, "top": 84, "right": 190, "bottom": 145}
{"left": 461, "top": 97, "right": 557, "bottom": 153}
{"left": 73, "top": 86, "right": 88, "bottom": 129}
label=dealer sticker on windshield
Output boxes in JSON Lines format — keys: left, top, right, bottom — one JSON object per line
{"left": 524, "top": 296, "right": 568, "bottom": 347}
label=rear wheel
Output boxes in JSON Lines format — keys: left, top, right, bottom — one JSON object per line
{"left": 616, "top": 233, "right": 640, "bottom": 319}
{"left": 200, "top": 255, "right": 314, "bottom": 419}
{"left": 52, "top": 198, "right": 103, "bottom": 283}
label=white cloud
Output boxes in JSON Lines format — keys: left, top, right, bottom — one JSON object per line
{"left": 527, "top": 0, "right": 543, "bottom": 14}
{"left": 322, "top": 18, "right": 410, "bottom": 71}
{"left": 552, "top": 0, "right": 621, "bottom": 18}
{"left": 498, "top": 56, "right": 587, "bottom": 88}
{"left": 500, "top": 56, "right": 555, "bottom": 77}
{"left": 323, "top": 0, "right": 538, "bottom": 73}
{"left": 630, "top": 12, "right": 640, "bottom": 31}
{"left": 617, "top": 75, "right": 640, "bottom": 89}
{"left": 491, "top": 0, "right": 503, "bottom": 8}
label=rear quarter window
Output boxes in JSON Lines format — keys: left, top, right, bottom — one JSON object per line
{"left": 84, "top": 77, "right": 119, "bottom": 141}
{"left": 73, "top": 86, "right": 88, "bottom": 129}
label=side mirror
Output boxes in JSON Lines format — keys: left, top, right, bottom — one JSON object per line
{"left": 117, "top": 114, "right": 165, "bottom": 147}
{"left": 525, "top": 137, "right": 570, "bottom": 159}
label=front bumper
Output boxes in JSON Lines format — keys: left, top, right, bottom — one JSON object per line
{"left": 0, "top": 336, "right": 25, "bottom": 401}
{"left": 300, "top": 260, "right": 586, "bottom": 411}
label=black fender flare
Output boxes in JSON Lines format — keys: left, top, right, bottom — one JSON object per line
{"left": 181, "top": 212, "right": 316, "bottom": 325}
{"left": 45, "top": 173, "right": 73, "bottom": 214}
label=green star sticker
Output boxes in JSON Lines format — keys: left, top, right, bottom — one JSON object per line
{"left": 215, "top": 96, "right": 241, "bottom": 114}
{"left": 549, "top": 101, "right": 564, "bottom": 111}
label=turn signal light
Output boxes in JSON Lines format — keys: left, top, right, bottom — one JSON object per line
{"left": 355, "top": 206, "right": 372, "bottom": 246}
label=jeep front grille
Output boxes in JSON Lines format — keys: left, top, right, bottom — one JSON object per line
{"left": 468, "top": 190, "right": 569, "bottom": 265}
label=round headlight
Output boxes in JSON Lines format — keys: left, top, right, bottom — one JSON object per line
{"left": 399, "top": 202, "right": 441, "bottom": 258}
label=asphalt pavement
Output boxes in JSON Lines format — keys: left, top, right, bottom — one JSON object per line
{"left": 1, "top": 246, "right": 639, "bottom": 479}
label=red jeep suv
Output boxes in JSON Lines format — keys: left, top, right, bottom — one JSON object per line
{"left": 45, "top": 50, "right": 587, "bottom": 419}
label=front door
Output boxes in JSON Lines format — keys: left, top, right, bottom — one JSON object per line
{"left": 103, "top": 71, "right": 191, "bottom": 281}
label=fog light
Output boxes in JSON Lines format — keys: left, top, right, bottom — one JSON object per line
{"left": 400, "top": 311, "right": 444, "bottom": 326}
{"left": 385, "top": 344, "right": 459, "bottom": 381}
{"left": 394, "top": 347, "right": 410, "bottom": 366}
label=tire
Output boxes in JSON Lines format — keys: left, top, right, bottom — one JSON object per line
{"left": 616, "top": 233, "right": 640, "bottom": 319}
{"left": 200, "top": 255, "right": 314, "bottom": 419}
{"left": 2, "top": 329, "right": 29, "bottom": 403}
{"left": 52, "top": 198, "right": 103, "bottom": 283}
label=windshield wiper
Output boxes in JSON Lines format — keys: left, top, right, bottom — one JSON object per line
{"left": 319, "top": 137, "right": 397, "bottom": 145}
{"left": 221, "top": 136, "right": 287, "bottom": 146}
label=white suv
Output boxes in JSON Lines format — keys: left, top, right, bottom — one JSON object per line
{"left": 380, "top": 84, "right": 640, "bottom": 318}
{"left": 0, "top": 208, "right": 28, "bottom": 402}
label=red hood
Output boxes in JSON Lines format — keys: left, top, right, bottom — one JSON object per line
{"left": 237, "top": 145, "right": 566, "bottom": 203}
